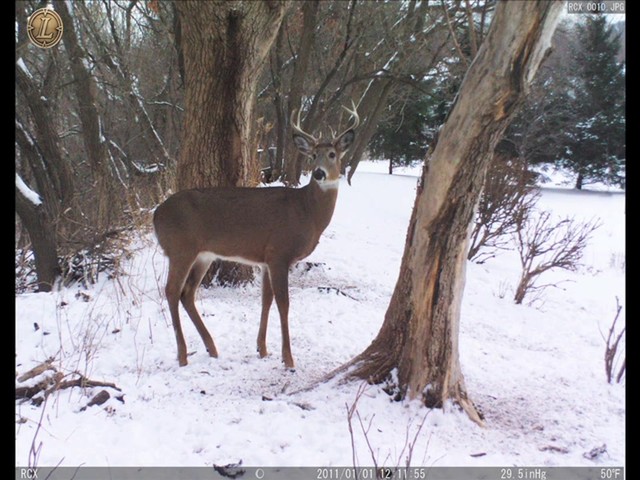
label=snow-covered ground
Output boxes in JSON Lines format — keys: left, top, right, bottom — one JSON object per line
{"left": 15, "top": 161, "right": 625, "bottom": 469}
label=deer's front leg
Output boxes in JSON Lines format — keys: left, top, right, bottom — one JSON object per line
{"left": 268, "top": 261, "right": 294, "bottom": 370}
{"left": 257, "top": 266, "right": 273, "bottom": 359}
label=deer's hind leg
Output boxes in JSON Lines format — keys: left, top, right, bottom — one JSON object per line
{"left": 180, "top": 256, "right": 218, "bottom": 359}
{"left": 267, "top": 261, "right": 294, "bottom": 370}
{"left": 165, "top": 253, "right": 198, "bottom": 366}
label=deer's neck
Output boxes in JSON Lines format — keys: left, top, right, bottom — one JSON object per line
{"left": 304, "top": 179, "right": 339, "bottom": 233}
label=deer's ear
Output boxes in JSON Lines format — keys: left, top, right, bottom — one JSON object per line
{"left": 293, "top": 134, "right": 314, "bottom": 156}
{"left": 335, "top": 130, "right": 355, "bottom": 152}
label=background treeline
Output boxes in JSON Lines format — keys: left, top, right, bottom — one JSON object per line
{"left": 15, "top": 1, "right": 625, "bottom": 292}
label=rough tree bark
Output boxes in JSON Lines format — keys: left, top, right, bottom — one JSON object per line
{"left": 16, "top": 181, "right": 59, "bottom": 292}
{"left": 15, "top": 65, "right": 73, "bottom": 211}
{"left": 334, "top": 1, "right": 563, "bottom": 424}
{"left": 16, "top": 120, "right": 61, "bottom": 293}
{"left": 174, "top": 0, "right": 289, "bottom": 284}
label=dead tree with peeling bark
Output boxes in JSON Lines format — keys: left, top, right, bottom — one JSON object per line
{"left": 328, "top": 1, "right": 564, "bottom": 425}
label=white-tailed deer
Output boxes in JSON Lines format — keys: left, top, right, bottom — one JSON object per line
{"left": 154, "top": 104, "right": 359, "bottom": 368}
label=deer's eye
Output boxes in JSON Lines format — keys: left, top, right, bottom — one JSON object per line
{"left": 329, "top": 152, "right": 336, "bottom": 159}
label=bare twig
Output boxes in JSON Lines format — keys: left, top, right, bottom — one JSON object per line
{"left": 346, "top": 382, "right": 430, "bottom": 477}
{"left": 468, "top": 154, "right": 540, "bottom": 262}
{"left": 28, "top": 396, "right": 48, "bottom": 469}
{"left": 604, "top": 297, "right": 625, "bottom": 384}
{"left": 440, "top": 1, "right": 470, "bottom": 69}
{"left": 346, "top": 382, "right": 370, "bottom": 475}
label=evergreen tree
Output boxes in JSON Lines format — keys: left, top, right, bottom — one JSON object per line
{"left": 562, "top": 16, "right": 625, "bottom": 189}
{"left": 369, "top": 96, "right": 430, "bottom": 173}
{"left": 369, "top": 83, "right": 455, "bottom": 174}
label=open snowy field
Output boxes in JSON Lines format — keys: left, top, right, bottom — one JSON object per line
{"left": 15, "top": 161, "right": 625, "bottom": 469}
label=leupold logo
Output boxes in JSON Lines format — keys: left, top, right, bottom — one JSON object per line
{"left": 27, "top": 8, "right": 63, "bottom": 49}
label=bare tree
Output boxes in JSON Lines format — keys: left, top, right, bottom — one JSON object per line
{"left": 16, "top": 0, "right": 178, "bottom": 291}
{"left": 329, "top": 1, "right": 564, "bottom": 424}
{"left": 55, "top": 0, "right": 125, "bottom": 230}
{"left": 513, "top": 211, "right": 601, "bottom": 305}
{"left": 261, "top": 0, "right": 463, "bottom": 186}
{"left": 468, "top": 149, "right": 540, "bottom": 263}
{"left": 76, "top": 1, "right": 173, "bottom": 170}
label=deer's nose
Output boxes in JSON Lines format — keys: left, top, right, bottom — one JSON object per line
{"left": 313, "top": 168, "right": 327, "bottom": 181}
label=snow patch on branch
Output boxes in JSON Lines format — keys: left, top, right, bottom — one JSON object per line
{"left": 382, "top": 51, "right": 399, "bottom": 71}
{"left": 132, "top": 161, "right": 163, "bottom": 174}
{"left": 131, "top": 75, "right": 170, "bottom": 161}
{"left": 17, "top": 58, "right": 32, "bottom": 79}
{"left": 82, "top": 56, "right": 92, "bottom": 71}
{"left": 98, "top": 117, "right": 105, "bottom": 143}
{"left": 16, "top": 119, "right": 35, "bottom": 147}
{"left": 16, "top": 174, "right": 42, "bottom": 206}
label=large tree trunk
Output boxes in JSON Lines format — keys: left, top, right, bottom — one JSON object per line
{"left": 16, "top": 180, "right": 59, "bottom": 292}
{"left": 338, "top": 1, "right": 563, "bottom": 424}
{"left": 15, "top": 64, "right": 73, "bottom": 212}
{"left": 15, "top": 46, "right": 72, "bottom": 291}
{"left": 174, "top": 1, "right": 289, "bottom": 285}
{"left": 15, "top": 117, "right": 64, "bottom": 288}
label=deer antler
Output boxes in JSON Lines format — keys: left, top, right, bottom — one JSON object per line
{"left": 335, "top": 100, "right": 360, "bottom": 139}
{"left": 290, "top": 109, "right": 318, "bottom": 145}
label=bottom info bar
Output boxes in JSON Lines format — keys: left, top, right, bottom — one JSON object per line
{"left": 15, "top": 466, "right": 625, "bottom": 480}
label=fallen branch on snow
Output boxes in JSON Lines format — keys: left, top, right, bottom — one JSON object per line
{"left": 16, "top": 360, "right": 121, "bottom": 406}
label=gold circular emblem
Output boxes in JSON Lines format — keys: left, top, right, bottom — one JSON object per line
{"left": 27, "top": 8, "right": 64, "bottom": 49}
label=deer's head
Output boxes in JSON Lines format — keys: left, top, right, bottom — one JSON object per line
{"left": 291, "top": 103, "right": 359, "bottom": 190}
